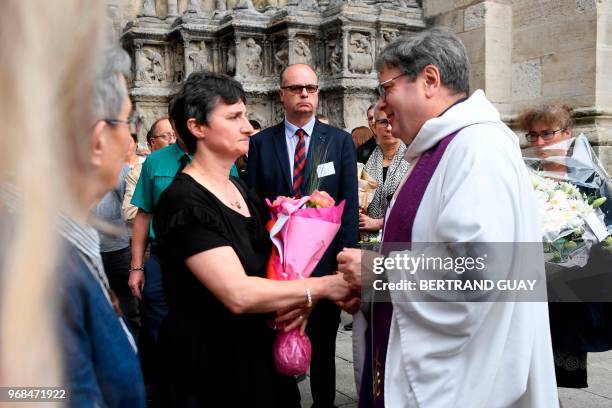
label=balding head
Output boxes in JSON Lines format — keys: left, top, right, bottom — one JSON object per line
{"left": 279, "top": 64, "right": 319, "bottom": 127}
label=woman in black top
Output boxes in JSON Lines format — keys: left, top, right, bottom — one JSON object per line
{"left": 153, "top": 72, "right": 351, "bottom": 407}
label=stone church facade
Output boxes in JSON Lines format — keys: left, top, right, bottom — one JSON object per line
{"left": 109, "top": 0, "right": 611, "bottom": 169}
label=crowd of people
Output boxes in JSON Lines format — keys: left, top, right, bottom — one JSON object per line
{"left": 1, "top": 2, "right": 611, "bottom": 407}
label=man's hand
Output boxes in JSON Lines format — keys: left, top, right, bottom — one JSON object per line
{"left": 128, "top": 270, "right": 145, "bottom": 300}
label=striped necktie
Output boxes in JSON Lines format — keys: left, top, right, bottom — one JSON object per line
{"left": 292, "top": 128, "right": 306, "bottom": 197}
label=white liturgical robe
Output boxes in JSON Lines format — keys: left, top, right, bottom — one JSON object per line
{"left": 353, "top": 90, "right": 559, "bottom": 408}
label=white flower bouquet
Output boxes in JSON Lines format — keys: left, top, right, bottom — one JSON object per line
{"left": 530, "top": 172, "right": 608, "bottom": 266}
{"left": 525, "top": 134, "right": 612, "bottom": 268}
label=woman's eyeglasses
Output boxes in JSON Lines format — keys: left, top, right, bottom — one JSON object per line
{"left": 525, "top": 128, "right": 566, "bottom": 143}
{"left": 375, "top": 118, "right": 390, "bottom": 127}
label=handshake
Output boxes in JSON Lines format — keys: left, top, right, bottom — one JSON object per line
{"left": 334, "top": 247, "right": 379, "bottom": 314}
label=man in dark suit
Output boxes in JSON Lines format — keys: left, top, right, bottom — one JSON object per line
{"left": 247, "top": 63, "right": 358, "bottom": 408}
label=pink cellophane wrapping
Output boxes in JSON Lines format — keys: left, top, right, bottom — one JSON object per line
{"left": 273, "top": 330, "right": 312, "bottom": 375}
{"left": 265, "top": 195, "right": 345, "bottom": 375}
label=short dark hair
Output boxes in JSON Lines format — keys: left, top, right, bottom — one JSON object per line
{"left": 146, "top": 116, "right": 169, "bottom": 145}
{"left": 249, "top": 119, "right": 261, "bottom": 130}
{"left": 170, "top": 71, "right": 246, "bottom": 154}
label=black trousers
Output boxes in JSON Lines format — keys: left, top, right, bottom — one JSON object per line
{"left": 101, "top": 246, "right": 141, "bottom": 339}
{"left": 306, "top": 299, "right": 341, "bottom": 408}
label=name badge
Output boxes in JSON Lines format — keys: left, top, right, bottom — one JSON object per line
{"left": 317, "top": 162, "right": 336, "bottom": 178}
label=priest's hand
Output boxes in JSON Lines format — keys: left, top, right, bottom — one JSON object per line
{"left": 337, "top": 248, "right": 362, "bottom": 290}
{"left": 338, "top": 248, "right": 379, "bottom": 291}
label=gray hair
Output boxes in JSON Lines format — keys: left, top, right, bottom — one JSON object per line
{"left": 92, "top": 47, "right": 131, "bottom": 120}
{"left": 375, "top": 28, "right": 470, "bottom": 95}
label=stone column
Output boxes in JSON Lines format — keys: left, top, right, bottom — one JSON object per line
{"left": 234, "top": 36, "right": 242, "bottom": 77}
{"left": 183, "top": 38, "right": 192, "bottom": 76}
{"left": 287, "top": 32, "right": 295, "bottom": 65}
{"left": 140, "top": 0, "right": 156, "bottom": 17}
{"left": 315, "top": 35, "right": 323, "bottom": 73}
{"left": 341, "top": 27, "right": 349, "bottom": 75}
{"left": 369, "top": 30, "right": 376, "bottom": 74}
{"left": 220, "top": 44, "right": 228, "bottom": 73}
{"left": 185, "top": 0, "right": 200, "bottom": 14}
{"left": 134, "top": 40, "right": 145, "bottom": 84}
{"left": 263, "top": 40, "right": 272, "bottom": 76}
{"left": 212, "top": 41, "right": 220, "bottom": 72}
{"left": 167, "top": 0, "right": 178, "bottom": 16}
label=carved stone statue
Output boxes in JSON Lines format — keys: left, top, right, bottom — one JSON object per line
{"left": 348, "top": 33, "right": 372, "bottom": 74}
{"left": 293, "top": 38, "right": 312, "bottom": 65}
{"left": 328, "top": 41, "right": 342, "bottom": 74}
{"left": 136, "top": 48, "right": 166, "bottom": 84}
{"left": 227, "top": 46, "right": 236, "bottom": 75}
{"left": 244, "top": 38, "right": 263, "bottom": 75}
{"left": 274, "top": 45, "right": 288, "bottom": 73}
{"left": 188, "top": 42, "right": 209, "bottom": 73}
{"left": 381, "top": 31, "right": 400, "bottom": 50}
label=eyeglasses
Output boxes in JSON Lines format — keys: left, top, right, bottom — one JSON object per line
{"left": 104, "top": 114, "right": 143, "bottom": 135}
{"left": 525, "top": 128, "right": 566, "bottom": 143}
{"left": 376, "top": 73, "right": 407, "bottom": 99}
{"left": 281, "top": 84, "right": 319, "bottom": 94}
{"left": 151, "top": 132, "right": 175, "bottom": 141}
{"left": 375, "top": 118, "right": 390, "bottom": 127}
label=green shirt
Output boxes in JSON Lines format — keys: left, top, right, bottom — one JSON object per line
{"left": 131, "top": 143, "right": 239, "bottom": 241}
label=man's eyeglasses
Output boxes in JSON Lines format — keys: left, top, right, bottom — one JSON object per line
{"left": 281, "top": 84, "right": 319, "bottom": 94}
{"left": 376, "top": 73, "right": 407, "bottom": 99}
{"left": 104, "top": 114, "right": 143, "bottom": 135}
{"left": 525, "top": 128, "right": 566, "bottom": 143}
{"left": 151, "top": 132, "right": 175, "bottom": 141}
{"left": 376, "top": 118, "right": 390, "bottom": 127}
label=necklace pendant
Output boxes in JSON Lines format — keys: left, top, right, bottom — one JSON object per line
{"left": 234, "top": 201, "right": 242, "bottom": 209}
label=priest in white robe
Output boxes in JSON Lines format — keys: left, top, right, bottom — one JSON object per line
{"left": 338, "top": 28, "right": 559, "bottom": 408}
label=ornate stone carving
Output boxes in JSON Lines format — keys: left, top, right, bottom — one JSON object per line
{"left": 244, "top": 38, "right": 263, "bottom": 76}
{"left": 187, "top": 41, "right": 209, "bottom": 73}
{"left": 348, "top": 32, "right": 372, "bottom": 74}
{"left": 380, "top": 30, "right": 400, "bottom": 50}
{"left": 136, "top": 47, "right": 166, "bottom": 84}
{"left": 293, "top": 38, "right": 312, "bottom": 65}
{"left": 274, "top": 42, "right": 289, "bottom": 73}
{"left": 328, "top": 40, "right": 342, "bottom": 74}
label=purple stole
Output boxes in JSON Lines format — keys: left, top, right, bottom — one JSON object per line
{"left": 358, "top": 131, "right": 459, "bottom": 408}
